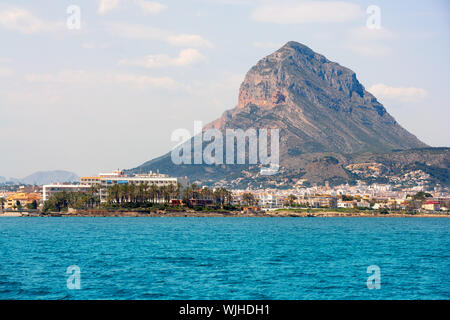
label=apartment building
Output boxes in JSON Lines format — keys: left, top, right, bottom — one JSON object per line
{"left": 81, "top": 170, "right": 189, "bottom": 202}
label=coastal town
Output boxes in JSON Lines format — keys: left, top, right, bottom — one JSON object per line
{"left": 1, "top": 169, "right": 448, "bottom": 217}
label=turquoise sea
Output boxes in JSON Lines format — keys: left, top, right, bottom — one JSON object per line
{"left": 0, "top": 217, "right": 448, "bottom": 300}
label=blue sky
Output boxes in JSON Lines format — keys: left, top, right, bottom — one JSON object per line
{"left": 0, "top": 0, "right": 449, "bottom": 178}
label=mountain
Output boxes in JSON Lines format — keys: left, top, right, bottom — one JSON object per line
{"left": 0, "top": 176, "right": 21, "bottom": 185}
{"left": 20, "top": 170, "right": 79, "bottom": 185}
{"left": 0, "top": 171, "right": 79, "bottom": 185}
{"left": 206, "top": 41, "right": 426, "bottom": 153}
{"left": 130, "top": 41, "right": 448, "bottom": 188}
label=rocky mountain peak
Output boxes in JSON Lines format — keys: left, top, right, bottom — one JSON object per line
{"left": 238, "top": 41, "right": 372, "bottom": 112}
{"left": 210, "top": 41, "right": 426, "bottom": 154}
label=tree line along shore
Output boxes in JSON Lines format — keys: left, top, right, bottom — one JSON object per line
{"left": 1, "top": 183, "right": 446, "bottom": 217}
{"left": 7, "top": 184, "right": 440, "bottom": 218}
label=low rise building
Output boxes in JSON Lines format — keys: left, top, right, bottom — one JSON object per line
{"left": 258, "top": 193, "right": 279, "bottom": 208}
{"left": 4, "top": 192, "right": 42, "bottom": 210}
{"left": 356, "top": 200, "right": 371, "bottom": 208}
{"left": 311, "top": 196, "right": 337, "bottom": 208}
{"left": 292, "top": 195, "right": 338, "bottom": 208}
{"left": 338, "top": 200, "right": 355, "bottom": 209}
{"left": 422, "top": 201, "right": 440, "bottom": 212}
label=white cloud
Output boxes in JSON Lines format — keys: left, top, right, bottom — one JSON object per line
{"left": 0, "top": 7, "right": 64, "bottom": 34}
{"left": 368, "top": 84, "right": 428, "bottom": 102}
{"left": 25, "top": 69, "right": 180, "bottom": 90}
{"left": 251, "top": 1, "right": 362, "bottom": 24}
{"left": 98, "top": 0, "right": 120, "bottom": 15}
{"left": 107, "top": 22, "right": 214, "bottom": 48}
{"left": 119, "top": 49, "right": 205, "bottom": 68}
{"left": 135, "top": 0, "right": 167, "bottom": 14}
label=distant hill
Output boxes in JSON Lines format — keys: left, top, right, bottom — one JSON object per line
{"left": 20, "top": 170, "right": 79, "bottom": 185}
{"left": 129, "top": 41, "right": 447, "bottom": 188}
{"left": 0, "top": 176, "right": 21, "bottom": 185}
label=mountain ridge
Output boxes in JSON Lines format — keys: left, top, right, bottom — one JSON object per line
{"left": 0, "top": 170, "right": 79, "bottom": 185}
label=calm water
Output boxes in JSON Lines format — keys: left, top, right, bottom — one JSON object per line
{"left": 0, "top": 217, "right": 449, "bottom": 300}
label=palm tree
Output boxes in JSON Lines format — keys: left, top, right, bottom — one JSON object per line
{"left": 224, "top": 189, "right": 233, "bottom": 206}
{"left": 242, "top": 192, "right": 255, "bottom": 206}
{"left": 166, "top": 184, "right": 178, "bottom": 203}
{"left": 199, "top": 187, "right": 210, "bottom": 200}
{"left": 88, "top": 185, "right": 100, "bottom": 208}
{"left": 191, "top": 184, "right": 200, "bottom": 200}
{"left": 287, "top": 194, "right": 297, "bottom": 207}
{"left": 108, "top": 184, "right": 120, "bottom": 204}
{"left": 149, "top": 184, "right": 158, "bottom": 204}
{"left": 182, "top": 184, "right": 197, "bottom": 206}
{"left": 159, "top": 185, "right": 168, "bottom": 204}
{"left": 137, "top": 183, "right": 147, "bottom": 203}
{"left": 142, "top": 183, "right": 150, "bottom": 203}
{"left": 118, "top": 184, "right": 125, "bottom": 203}
{"left": 218, "top": 188, "right": 233, "bottom": 207}
{"left": 213, "top": 188, "right": 224, "bottom": 206}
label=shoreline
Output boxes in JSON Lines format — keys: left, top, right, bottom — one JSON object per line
{"left": 3, "top": 210, "right": 448, "bottom": 218}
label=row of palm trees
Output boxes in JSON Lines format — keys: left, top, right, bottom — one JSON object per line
{"left": 182, "top": 185, "right": 233, "bottom": 206}
{"left": 105, "top": 183, "right": 233, "bottom": 207}
{"left": 42, "top": 188, "right": 99, "bottom": 212}
{"left": 106, "top": 183, "right": 179, "bottom": 204}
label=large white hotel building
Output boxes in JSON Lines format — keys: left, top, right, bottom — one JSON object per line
{"left": 43, "top": 170, "right": 189, "bottom": 202}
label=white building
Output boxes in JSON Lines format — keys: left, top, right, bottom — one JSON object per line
{"left": 258, "top": 193, "right": 279, "bottom": 208}
{"left": 337, "top": 201, "right": 354, "bottom": 208}
{"left": 42, "top": 184, "right": 92, "bottom": 201}
{"left": 81, "top": 170, "right": 189, "bottom": 202}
